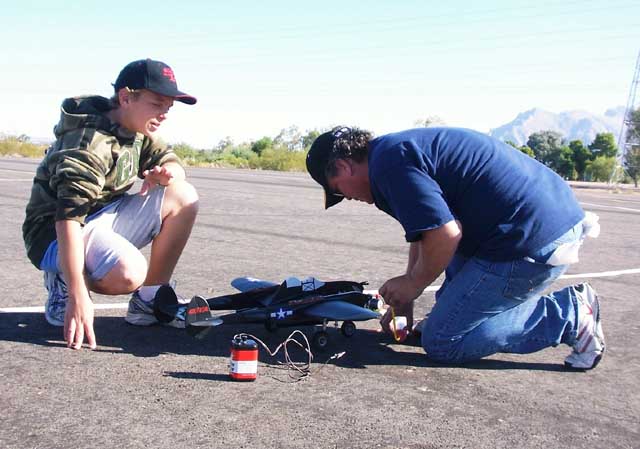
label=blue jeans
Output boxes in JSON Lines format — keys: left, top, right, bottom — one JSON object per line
{"left": 421, "top": 224, "right": 583, "bottom": 363}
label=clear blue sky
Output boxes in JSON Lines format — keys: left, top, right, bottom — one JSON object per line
{"left": 2, "top": 0, "right": 639, "bottom": 148}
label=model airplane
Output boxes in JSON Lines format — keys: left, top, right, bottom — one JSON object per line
{"left": 153, "top": 277, "right": 383, "bottom": 350}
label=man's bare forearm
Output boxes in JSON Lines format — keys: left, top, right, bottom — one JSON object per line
{"left": 408, "top": 220, "right": 462, "bottom": 290}
{"left": 406, "top": 241, "right": 419, "bottom": 274}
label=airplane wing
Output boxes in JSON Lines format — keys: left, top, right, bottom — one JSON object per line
{"left": 229, "top": 276, "right": 325, "bottom": 306}
{"left": 304, "top": 300, "right": 380, "bottom": 321}
{"left": 231, "top": 277, "right": 278, "bottom": 292}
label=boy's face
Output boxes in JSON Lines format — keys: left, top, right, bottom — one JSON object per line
{"left": 119, "top": 89, "right": 175, "bottom": 137}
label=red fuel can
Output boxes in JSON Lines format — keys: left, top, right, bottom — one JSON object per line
{"left": 229, "top": 336, "right": 258, "bottom": 381}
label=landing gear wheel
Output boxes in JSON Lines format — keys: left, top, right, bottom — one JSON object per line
{"left": 341, "top": 320, "right": 356, "bottom": 337}
{"left": 312, "top": 330, "right": 329, "bottom": 351}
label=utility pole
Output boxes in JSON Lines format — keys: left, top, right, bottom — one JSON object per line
{"left": 611, "top": 50, "right": 640, "bottom": 183}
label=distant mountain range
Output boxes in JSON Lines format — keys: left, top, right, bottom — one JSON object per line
{"left": 2, "top": 106, "right": 627, "bottom": 149}
{"left": 489, "top": 107, "right": 625, "bottom": 147}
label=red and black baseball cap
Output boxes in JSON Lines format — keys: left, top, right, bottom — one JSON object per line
{"left": 306, "top": 127, "right": 349, "bottom": 209}
{"left": 113, "top": 59, "right": 197, "bottom": 105}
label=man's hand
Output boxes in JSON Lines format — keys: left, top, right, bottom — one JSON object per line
{"left": 379, "top": 299, "right": 415, "bottom": 338}
{"left": 140, "top": 165, "right": 174, "bottom": 195}
{"left": 378, "top": 274, "right": 423, "bottom": 335}
{"left": 378, "top": 220, "right": 462, "bottom": 338}
{"left": 64, "top": 292, "right": 96, "bottom": 350}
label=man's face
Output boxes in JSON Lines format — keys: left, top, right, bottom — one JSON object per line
{"left": 120, "top": 90, "right": 174, "bottom": 137}
{"left": 326, "top": 159, "right": 374, "bottom": 204}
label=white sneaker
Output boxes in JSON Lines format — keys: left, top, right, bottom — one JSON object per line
{"left": 44, "top": 271, "right": 68, "bottom": 327}
{"left": 564, "top": 283, "right": 605, "bottom": 370}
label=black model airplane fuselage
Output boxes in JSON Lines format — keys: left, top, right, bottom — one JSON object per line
{"left": 154, "top": 277, "right": 382, "bottom": 349}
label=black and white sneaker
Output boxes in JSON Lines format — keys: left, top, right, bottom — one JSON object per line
{"left": 564, "top": 283, "right": 605, "bottom": 370}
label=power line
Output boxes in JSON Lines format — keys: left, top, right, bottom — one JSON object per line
{"left": 159, "top": 1, "right": 640, "bottom": 47}
{"left": 610, "top": 50, "right": 640, "bottom": 183}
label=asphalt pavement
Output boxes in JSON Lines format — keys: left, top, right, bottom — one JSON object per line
{"left": 1, "top": 157, "right": 638, "bottom": 449}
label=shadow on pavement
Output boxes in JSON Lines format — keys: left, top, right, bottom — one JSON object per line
{"left": 163, "top": 371, "right": 231, "bottom": 382}
{"left": 1, "top": 311, "right": 568, "bottom": 373}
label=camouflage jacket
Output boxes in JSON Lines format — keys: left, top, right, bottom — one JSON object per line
{"left": 22, "top": 95, "right": 182, "bottom": 268}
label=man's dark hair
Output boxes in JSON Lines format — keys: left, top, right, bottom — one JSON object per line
{"left": 325, "top": 127, "right": 373, "bottom": 177}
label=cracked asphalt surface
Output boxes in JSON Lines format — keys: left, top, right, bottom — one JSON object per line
{"left": 1, "top": 157, "right": 639, "bottom": 449}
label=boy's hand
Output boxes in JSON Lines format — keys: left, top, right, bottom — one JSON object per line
{"left": 140, "top": 165, "right": 174, "bottom": 195}
{"left": 64, "top": 292, "right": 96, "bottom": 350}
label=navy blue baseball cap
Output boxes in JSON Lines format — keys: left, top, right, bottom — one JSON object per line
{"left": 114, "top": 59, "right": 197, "bottom": 105}
{"left": 306, "top": 127, "right": 349, "bottom": 209}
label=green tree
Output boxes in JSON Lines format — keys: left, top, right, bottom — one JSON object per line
{"left": 301, "top": 129, "right": 321, "bottom": 149}
{"left": 625, "top": 107, "right": 640, "bottom": 144}
{"left": 526, "top": 130, "right": 564, "bottom": 166}
{"left": 216, "top": 137, "right": 234, "bottom": 152}
{"left": 547, "top": 145, "right": 576, "bottom": 179}
{"left": 519, "top": 145, "right": 535, "bottom": 158}
{"left": 230, "top": 144, "right": 253, "bottom": 159}
{"left": 623, "top": 145, "right": 640, "bottom": 187}
{"left": 504, "top": 140, "right": 519, "bottom": 149}
{"left": 255, "top": 148, "right": 307, "bottom": 171}
{"left": 569, "top": 140, "right": 590, "bottom": 180}
{"left": 585, "top": 156, "right": 617, "bottom": 182}
{"left": 251, "top": 136, "right": 273, "bottom": 156}
{"left": 274, "top": 125, "right": 303, "bottom": 151}
{"left": 588, "top": 132, "right": 618, "bottom": 158}
{"left": 501, "top": 139, "right": 536, "bottom": 158}
{"left": 171, "top": 142, "right": 198, "bottom": 161}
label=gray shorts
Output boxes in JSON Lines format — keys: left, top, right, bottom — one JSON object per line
{"left": 40, "top": 186, "right": 165, "bottom": 280}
